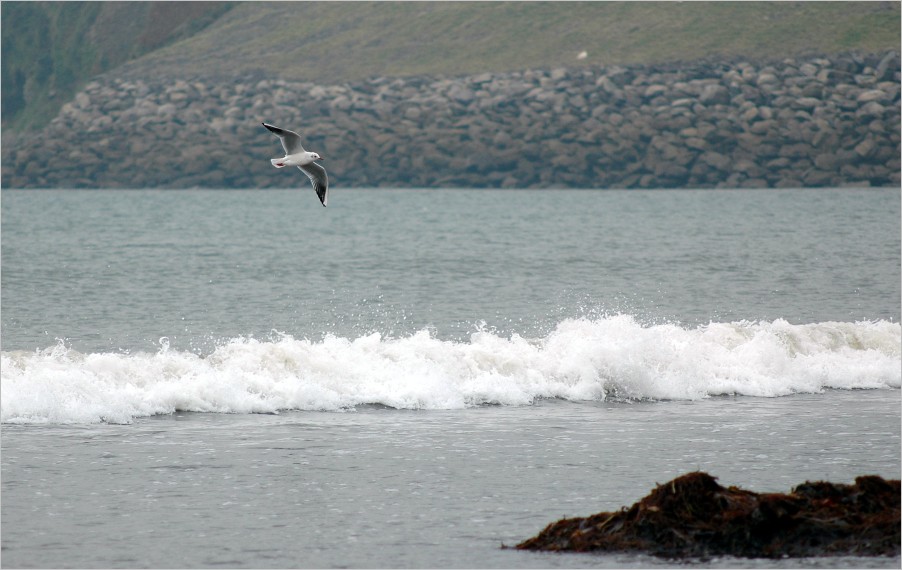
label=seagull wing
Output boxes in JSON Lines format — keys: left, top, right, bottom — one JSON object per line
{"left": 262, "top": 123, "right": 306, "bottom": 155}
{"left": 298, "top": 162, "right": 328, "bottom": 207}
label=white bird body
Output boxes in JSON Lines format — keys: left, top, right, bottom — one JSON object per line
{"left": 262, "top": 122, "right": 329, "bottom": 206}
{"left": 270, "top": 151, "right": 320, "bottom": 168}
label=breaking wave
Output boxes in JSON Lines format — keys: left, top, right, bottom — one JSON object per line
{"left": 2, "top": 315, "right": 899, "bottom": 424}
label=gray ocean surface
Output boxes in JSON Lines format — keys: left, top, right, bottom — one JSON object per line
{"left": 2, "top": 187, "right": 901, "bottom": 568}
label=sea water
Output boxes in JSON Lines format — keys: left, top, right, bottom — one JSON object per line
{"left": 1, "top": 188, "right": 900, "bottom": 568}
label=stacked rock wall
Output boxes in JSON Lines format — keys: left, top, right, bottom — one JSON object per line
{"left": 2, "top": 50, "right": 899, "bottom": 189}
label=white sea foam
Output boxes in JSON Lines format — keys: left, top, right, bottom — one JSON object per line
{"left": 2, "top": 316, "right": 900, "bottom": 424}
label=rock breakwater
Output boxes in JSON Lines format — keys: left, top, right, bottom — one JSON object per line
{"left": 2, "top": 50, "right": 899, "bottom": 189}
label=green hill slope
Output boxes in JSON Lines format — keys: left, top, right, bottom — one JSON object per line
{"left": 117, "top": 1, "right": 900, "bottom": 84}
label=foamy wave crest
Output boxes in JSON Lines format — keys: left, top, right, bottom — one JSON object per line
{"left": 2, "top": 316, "right": 900, "bottom": 424}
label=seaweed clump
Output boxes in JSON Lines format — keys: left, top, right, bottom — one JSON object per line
{"left": 516, "top": 471, "right": 900, "bottom": 558}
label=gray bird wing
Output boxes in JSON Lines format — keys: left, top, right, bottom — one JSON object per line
{"left": 262, "top": 123, "right": 306, "bottom": 155}
{"left": 298, "top": 162, "right": 328, "bottom": 207}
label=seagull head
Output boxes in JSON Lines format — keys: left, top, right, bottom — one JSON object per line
{"left": 311, "top": 152, "right": 324, "bottom": 161}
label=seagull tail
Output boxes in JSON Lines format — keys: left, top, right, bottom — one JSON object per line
{"left": 271, "top": 158, "right": 288, "bottom": 168}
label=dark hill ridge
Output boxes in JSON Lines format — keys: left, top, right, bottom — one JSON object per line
{"left": 2, "top": 50, "right": 899, "bottom": 190}
{"left": 1, "top": 2, "right": 235, "bottom": 131}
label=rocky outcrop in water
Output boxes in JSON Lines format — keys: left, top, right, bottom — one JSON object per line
{"left": 2, "top": 50, "right": 899, "bottom": 189}
{"left": 515, "top": 471, "right": 901, "bottom": 559}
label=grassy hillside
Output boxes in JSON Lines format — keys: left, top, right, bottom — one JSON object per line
{"left": 1, "top": 1, "right": 235, "bottom": 131}
{"left": 3, "top": 1, "right": 899, "bottom": 132}
{"left": 117, "top": 1, "right": 900, "bottom": 84}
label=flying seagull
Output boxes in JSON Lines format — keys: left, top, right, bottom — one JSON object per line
{"left": 262, "top": 122, "right": 328, "bottom": 206}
